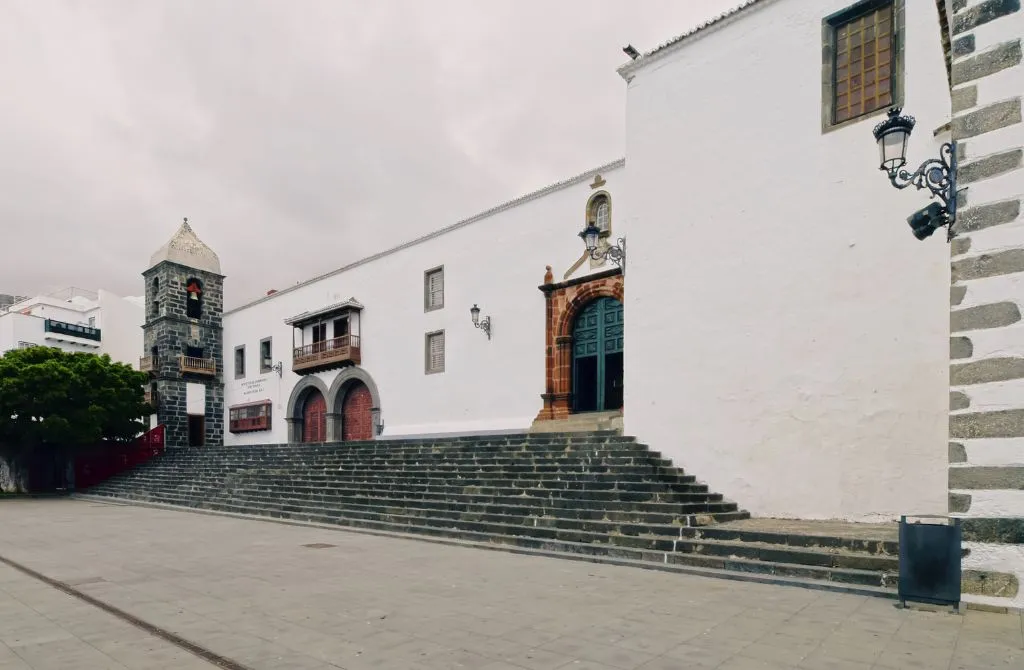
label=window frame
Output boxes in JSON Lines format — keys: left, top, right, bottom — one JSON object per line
{"left": 234, "top": 344, "right": 246, "bottom": 379}
{"left": 424, "top": 266, "right": 445, "bottom": 312}
{"left": 259, "top": 337, "right": 273, "bottom": 374}
{"left": 425, "top": 329, "right": 445, "bottom": 375}
{"left": 821, "top": 0, "right": 904, "bottom": 133}
{"left": 586, "top": 191, "right": 613, "bottom": 237}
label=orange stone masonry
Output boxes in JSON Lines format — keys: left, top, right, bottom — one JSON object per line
{"left": 535, "top": 266, "right": 624, "bottom": 422}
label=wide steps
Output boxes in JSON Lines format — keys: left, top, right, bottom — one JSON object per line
{"left": 87, "top": 433, "right": 900, "bottom": 596}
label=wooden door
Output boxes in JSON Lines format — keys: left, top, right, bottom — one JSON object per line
{"left": 341, "top": 382, "right": 373, "bottom": 441}
{"left": 302, "top": 390, "right": 327, "bottom": 442}
{"left": 572, "top": 297, "right": 624, "bottom": 412}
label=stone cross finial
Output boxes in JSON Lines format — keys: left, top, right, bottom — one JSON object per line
{"left": 182, "top": 217, "right": 192, "bottom": 231}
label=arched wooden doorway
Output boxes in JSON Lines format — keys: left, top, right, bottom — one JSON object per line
{"left": 302, "top": 389, "right": 327, "bottom": 443}
{"left": 341, "top": 381, "right": 374, "bottom": 441}
{"left": 572, "top": 297, "right": 624, "bottom": 413}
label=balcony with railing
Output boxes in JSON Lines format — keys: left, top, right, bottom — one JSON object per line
{"left": 44, "top": 319, "right": 101, "bottom": 342}
{"left": 143, "top": 388, "right": 158, "bottom": 407}
{"left": 293, "top": 335, "right": 361, "bottom": 373}
{"left": 229, "top": 400, "right": 272, "bottom": 433}
{"left": 179, "top": 355, "right": 216, "bottom": 376}
{"left": 139, "top": 355, "right": 157, "bottom": 373}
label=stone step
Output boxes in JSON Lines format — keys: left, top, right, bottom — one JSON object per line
{"left": 132, "top": 463, "right": 687, "bottom": 478}
{"left": 80, "top": 491, "right": 893, "bottom": 590}
{"left": 157, "top": 447, "right": 660, "bottom": 464}
{"left": 96, "top": 476, "right": 716, "bottom": 501}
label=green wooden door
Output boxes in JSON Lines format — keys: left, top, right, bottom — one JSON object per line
{"left": 572, "top": 297, "right": 624, "bottom": 412}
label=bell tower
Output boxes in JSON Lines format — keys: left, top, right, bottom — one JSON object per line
{"left": 142, "top": 218, "right": 225, "bottom": 447}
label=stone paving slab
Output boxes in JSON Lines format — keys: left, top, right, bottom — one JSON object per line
{"left": 716, "top": 518, "right": 899, "bottom": 542}
{"left": 0, "top": 499, "right": 1021, "bottom": 670}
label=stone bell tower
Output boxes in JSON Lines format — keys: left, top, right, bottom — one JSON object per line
{"left": 141, "top": 218, "right": 225, "bottom": 447}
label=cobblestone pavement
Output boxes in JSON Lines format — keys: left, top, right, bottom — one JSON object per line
{"left": 0, "top": 499, "right": 1021, "bottom": 670}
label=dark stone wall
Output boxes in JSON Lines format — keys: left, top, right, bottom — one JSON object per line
{"left": 142, "top": 261, "right": 225, "bottom": 447}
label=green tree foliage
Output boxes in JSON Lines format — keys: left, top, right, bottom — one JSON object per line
{"left": 0, "top": 347, "right": 151, "bottom": 453}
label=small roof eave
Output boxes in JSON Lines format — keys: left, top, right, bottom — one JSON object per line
{"left": 284, "top": 298, "right": 364, "bottom": 326}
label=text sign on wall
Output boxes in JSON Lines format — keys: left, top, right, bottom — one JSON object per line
{"left": 240, "top": 378, "right": 267, "bottom": 397}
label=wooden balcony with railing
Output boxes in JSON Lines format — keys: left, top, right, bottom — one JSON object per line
{"left": 179, "top": 355, "right": 216, "bottom": 376}
{"left": 292, "top": 335, "right": 361, "bottom": 373}
{"left": 139, "top": 355, "right": 157, "bottom": 374}
{"left": 143, "top": 388, "right": 157, "bottom": 407}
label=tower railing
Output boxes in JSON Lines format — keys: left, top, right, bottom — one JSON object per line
{"left": 179, "top": 355, "right": 216, "bottom": 376}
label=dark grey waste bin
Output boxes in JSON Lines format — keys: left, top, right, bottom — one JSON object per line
{"left": 898, "top": 514, "right": 961, "bottom": 613}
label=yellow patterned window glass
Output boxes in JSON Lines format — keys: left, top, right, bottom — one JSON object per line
{"left": 834, "top": 3, "right": 893, "bottom": 124}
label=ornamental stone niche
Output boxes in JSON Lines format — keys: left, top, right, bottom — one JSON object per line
{"left": 533, "top": 265, "right": 624, "bottom": 427}
{"left": 142, "top": 218, "right": 225, "bottom": 448}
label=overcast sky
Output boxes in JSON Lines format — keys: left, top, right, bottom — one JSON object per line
{"left": 2, "top": 0, "right": 734, "bottom": 309}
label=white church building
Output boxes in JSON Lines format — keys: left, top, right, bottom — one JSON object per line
{"left": 142, "top": 0, "right": 1024, "bottom": 608}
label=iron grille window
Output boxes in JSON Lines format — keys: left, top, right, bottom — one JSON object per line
{"left": 827, "top": 0, "right": 896, "bottom": 126}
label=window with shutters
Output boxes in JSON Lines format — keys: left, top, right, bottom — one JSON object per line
{"left": 822, "top": 0, "right": 903, "bottom": 131}
{"left": 424, "top": 266, "right": 444, "bottom": 312}
{"left": 425, "top": 330, "right": 445, "bottom": 374}
{"left": 259, "top": 337, "right": 273, "bottom": 373}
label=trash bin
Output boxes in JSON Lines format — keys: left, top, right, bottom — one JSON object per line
{"left": 898, "top": 514, "right": 961, "bottom": 612}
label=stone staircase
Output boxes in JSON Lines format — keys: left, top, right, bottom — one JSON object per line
{"left": 80, "top": 432, "right": 899, "bottom": 595}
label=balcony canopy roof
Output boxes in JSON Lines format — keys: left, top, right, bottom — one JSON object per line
{"left": 284, "top": 298, "right": 363, "bottom": 327}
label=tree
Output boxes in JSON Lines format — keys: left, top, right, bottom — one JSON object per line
{"left": 0, "top": 347, "right": 151, "bottom": 491}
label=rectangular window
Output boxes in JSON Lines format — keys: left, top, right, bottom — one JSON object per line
{"left": 822, "top": 0, "right": 902, "bottom": 130}
{"left": 333, "top": 317, "right": 348, "bottom": 339}
{"left": 259, "top": 337, "right": 273, "bottom": 373}
{"left": 234, "top": 345, "right": 245, "bottom": 379}
{"left": 425, "top": 330, "right": 445, "bottom": 374}
{"left": 312, "top": 323, "right": 327, "bottom": 343}
{"left": 424, "top": 266, "right": 444, "bottom": 312}
{"left": 88, "top": 316, "right": 96, "bottom": 328}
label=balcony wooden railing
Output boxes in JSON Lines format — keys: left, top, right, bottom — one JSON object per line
{"left": 293, "top": 335, "right": 361, "bottom": 373}
{"left": 179, "top": 355, "right": 216, "bottom": 376}
{"left": 139, "top": 356, "right": 157, "bottom": 373}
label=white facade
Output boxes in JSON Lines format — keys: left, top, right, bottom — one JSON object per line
{"left": 223, "top": 162, "right": 626, "bottom": 444}
{"left": 221, "top": 3, "right": 956, "bottom": 523}
{"left": 0, "top": 287, "right": 145, "bottom": 367}
{"left": 622, "top": 0, "right": 952, "bottom": 522}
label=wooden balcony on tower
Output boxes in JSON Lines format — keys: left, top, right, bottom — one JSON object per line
{"left": 139, "top": 355, "right": 157, "bottom": 373}
{"left": 179, "top": 355, "right": 216, "bottom": 376}
{"left": 285, "top": 297, "right": 364, "bottom": 375}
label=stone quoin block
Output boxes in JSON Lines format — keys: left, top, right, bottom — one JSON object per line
{"left": 952, "top": 98, "right": 1023, "bottom": 141}
{"left": 952, "top": 248, "right": 1024, "bottom": 282}
{"left": 958, "top": 149, "right": 1023, "bottom": 185}
{"left": 952, "top": 85, "right": 978, "bottom": 113}
{"left": 952, "top": 34, "right": 977, "bottom": 58}
{"left": 949, "top": 442, "right": 968, "bottom": 463}
{"left": 950, "top": 391, "right": 972, "bottom": 410}
{"left": 957, "top": 200, "right": 1021, "bottom": 233}
{"left": 951, "top": 39, "right": 1022, "bottom": 84}
{"left": 951, "top": 357, "right": 1024, "bottom": 385}
{"left": 949, "top": 465, "right": 1024, "bottom": 489}
{"left": 950, "top": 408, "right": 1024, "bottom": 439}
{"left": 962, "top": 517, "right": 1024, "bottom": 544}
{"left": 951, "top": 302, "right": 1022, "bottom": 333}
{"left": 952, "top": 0, "right": 1021, "bottom": 35}
{"left": 950, "top": 237, "right": 972, "bottom": 257}
{"left": 950, "top": 285, "right": 967, "bottom": 306}
{"left": 949, "top": 493, "right": 973, "bottom": 513}
{"left": 961, "top": 570, "right": 1020, "bottom": 597}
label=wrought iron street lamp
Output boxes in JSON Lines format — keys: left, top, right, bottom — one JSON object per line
{"left": 872, "top": 107, "right": 959, "bottom": 242}
{"left": 579, "top": 223, "right": 626, "bottom": 274}
{"left": 469, "top": 304, "right": 491, "bottom": 340}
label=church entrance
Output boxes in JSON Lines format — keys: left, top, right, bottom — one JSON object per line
{"left": 572, "top": 297, "right": 624, "bottom": 413}
{"left": 341, "top": 381, "right": 373, "bottom": 441}
{"left": 302, "top": 389, "right": 327, "bottom": 442}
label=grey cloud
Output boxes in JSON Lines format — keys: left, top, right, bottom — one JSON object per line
{"left": 1, "top": 0, "right": 733, "bottom": 308}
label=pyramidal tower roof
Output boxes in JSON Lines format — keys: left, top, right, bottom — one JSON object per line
{"left": 148, "top": 218, "right": 222, "bottom": 274}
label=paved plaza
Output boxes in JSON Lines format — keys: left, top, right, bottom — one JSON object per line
{"left": 0, "top": 499, "right": 1021, "bottom": 670}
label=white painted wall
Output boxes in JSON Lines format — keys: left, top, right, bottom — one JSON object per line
{"left": 0, "top": 312, "right": 45, "bottom": 352}
{"left": 96, "top": 290, "right": 145, "bottom": 368}
{"left": 223, "top": 163, "right": 626, "bottom": 444}
{"left": 186, "top": 383, "right": 206, "bottom": 415}
{"left": 622, "top": 0, "right": 951, "bottom": 521}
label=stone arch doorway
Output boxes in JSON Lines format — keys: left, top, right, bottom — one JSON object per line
{"left": 534, "top": 268, "right": 625, "bottom": 423}
{"left": 301, "top": 389, "right": 327, "bottom": 442}
{"left": 571, "top": 297, "right": 624, "bottom": 413}
{"left": 286, "top": 376, "right": 330, "bottom": 443}
{"left": 327, "top": 366, "right": 382, "bottom": 441}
